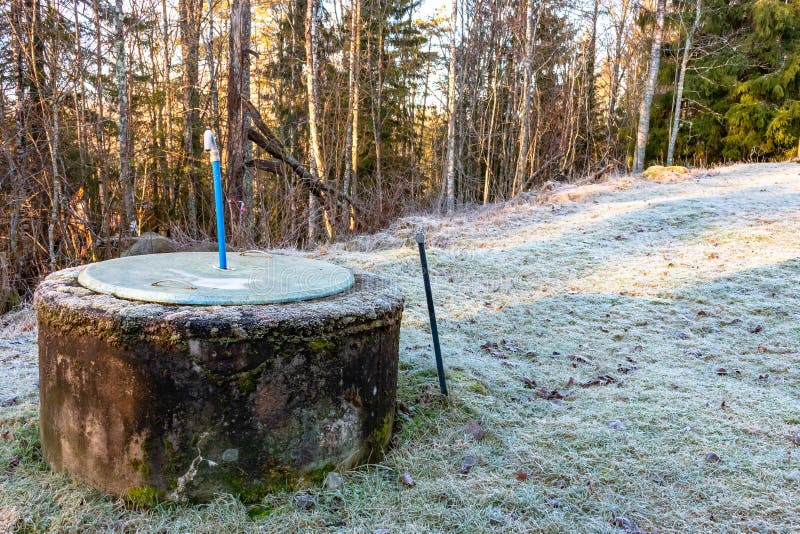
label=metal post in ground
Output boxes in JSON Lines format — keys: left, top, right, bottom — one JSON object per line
{"left": 415, "top": 231, "right": 448, "bottom": 396}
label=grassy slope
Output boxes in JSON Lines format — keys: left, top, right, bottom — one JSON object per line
{"left": 1, "top": 163, "right": 799, "bottom": 533}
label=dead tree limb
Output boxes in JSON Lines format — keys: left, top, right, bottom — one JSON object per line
{"left": 241, "top": 98, "right": 362, "bottom": 215}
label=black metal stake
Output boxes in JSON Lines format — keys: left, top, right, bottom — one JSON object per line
{"left": 415, "top": 231, "right": 448, "bottom": 396}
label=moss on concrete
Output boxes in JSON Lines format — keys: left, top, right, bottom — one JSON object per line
{"left": 125, "top": 486, "right": 164, "bottom": 509}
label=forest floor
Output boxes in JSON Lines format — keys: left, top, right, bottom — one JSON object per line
{"left": 2, "top": 162, "right": 800, "bottom": 533}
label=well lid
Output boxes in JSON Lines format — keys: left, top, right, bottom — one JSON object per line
{"left": 77, "top": 251, "right": 354, "bottom": 305}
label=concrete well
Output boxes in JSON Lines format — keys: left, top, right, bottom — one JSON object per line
{"left": 34, "top": 266, "right": 403, "bottom": 502}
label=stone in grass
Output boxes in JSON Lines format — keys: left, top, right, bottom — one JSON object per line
{"left": 612, "top": 515, "right": 645, "bottom": 533}
{"left": 121, "top": 232, "right": 176, "bottom": 257}
{"left": 324, "top": 471, "right": 345, "bottom": 490}
{"left": 705, "top": 452, "right": 721, "bottom": 463}
{"left": 459, "top": 455, "right": 477, "bottom": 474}
{"left": 792, "top": 432, "right": 800, "bottom": 446}
{"left": 399, "top": 472, "right": 416, "bottom": 487}
{"left": 607, "top": 420, "right": 626, "bottom": 431}
{"left": 293, "top": 493, "right": 317, "bottom": 510}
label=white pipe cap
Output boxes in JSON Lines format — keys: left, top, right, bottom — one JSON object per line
{"left": 203, "top": 130, "right": 216, "bottom": 152}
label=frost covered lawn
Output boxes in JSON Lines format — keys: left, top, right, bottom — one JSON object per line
{"left": 2, "top": 162, "right": 800, "bottom": 532}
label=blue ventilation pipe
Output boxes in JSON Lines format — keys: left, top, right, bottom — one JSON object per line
{"left": 204, "top": 130, "right": 227, "bottom": 270}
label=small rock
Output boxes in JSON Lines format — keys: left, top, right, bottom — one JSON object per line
{"left": 459, "top": 456, "right": 477, "bottom": 474}
{"left": 121, "top": 232, "right": 177, "bottom": 257}
{"left": 715, "top": 367, "right": 728, "bottom": 375}
{"left": 399, "top": 472, "right": 416, "bottom": 487}
{"left": 324, "top": 471, "right": 345, "bottom": 490}
{"left": 607, "top": 420, "right": 626, "bottom": 431}
{"left": 7, "top": 455, "right": 21, "bottom": 468}
{"left": 612, "top": 515, "right": 644, "bottom": 533}
{"left": 488, "top": 517, "right": 503, "bottom": 526}
{"left": 293, "top": 493, "right": 316, "bottom": 510}
{"left": 705, "top": 452, "right": 721, "bottom": 463}
{"left": 0, "top": 396, "right": 18, "bottom": 407}
{"left": 792, "top": 432, "right": 800, "bottom": 446}
{"left": 464, "top": 420, "right": 485, "bottom": 441}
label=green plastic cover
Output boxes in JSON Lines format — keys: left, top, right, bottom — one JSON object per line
{"left": 77, "top": 251, "right": 354, "bottom": 305}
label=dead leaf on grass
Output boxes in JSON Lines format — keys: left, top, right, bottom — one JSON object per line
{"left": 705, "top": 452, "right": 721, "bottom": 463}
{"left": 750, "top": 325, "right": 764, "bottom": 334}
{"left": 515, "top": 468, "right": 532, "bottom": 481}
{"left": 535, "top": 386, "right": 565, "bottom": 400}
{"left": 580, "top": 375, "right": 617, "bottom": 387}
{"left": 568, "top": 355, "right": 595, "bottom": 366}
{"left": 464, "top": 420, "right": 485, "bottom": 441}
{"left": 521, "top": 376, "right": 537, "bottom": 388}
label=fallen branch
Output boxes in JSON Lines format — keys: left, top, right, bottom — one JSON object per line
{"left": 589, "top": 163, "right": 616, "bottom": 183}
{"left": 519, "top": 151, "right": 566, "bottom": 193}
{"left": 241, "top": 98, "right": 362, "bottom": 215}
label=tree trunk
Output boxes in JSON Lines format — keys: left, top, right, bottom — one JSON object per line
{"left": 206, "top": 0, "right": 220, "bottom": 138}
{"left": 180, "top": 0, "right": 202, "bottom": 237}
{"left": 227, "top": 0, "right": 251, "bottom": 207}
{"left": 666, "top": 0, "right": 701, "bottom": 166}
{"left": 633, "top": 0, "right": 667, "bottom": 173}
{"left": 342, "top": 0, "right": 360, "bottom": 231}
{"left": 305, "top": 0, "right": 332, "bottom": 242}
{"left": 512, "top": 1, "right": 537, "bottom": 196}
{"left": 93, "top": 0, "right": 110, "bottom": 253}
{"left": 442, "top": 0, "right": 457, "bottom": 213}
{"left": 115, "top": 0, "right": 135, "bottom": 235}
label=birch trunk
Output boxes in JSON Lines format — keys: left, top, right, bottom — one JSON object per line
{"left": 305, "top": 0, "right": 332, "bottom": 241}
{"left": 633, "top": 0, "right": 667, "bottom": 173}
{"left": 442, "top": 0, "right": 457, "bottom": 213}
{"left": 342, "top": 0, "right": 360, "bottom": 231}
{"left": 512, "top": 0, "right": 537, "bottom": 196}
{"left": 666, "top": 0, "right": 701, "bottom": 166}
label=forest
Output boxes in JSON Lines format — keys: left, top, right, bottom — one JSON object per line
{"left": 1, "top": 0, "right": 800, "bottom": 308}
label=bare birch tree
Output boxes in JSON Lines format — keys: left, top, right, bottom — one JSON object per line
{"left": 633, "top": 0, "right": 667, "bottom": 173}
{"left": 442, "top": 0, "right": 457, "bottom": 213}
{"left": 305, "top": 0, "right": 332, "bottom": 241}
{"left": 666, "top": 0, "right": 701, "bottom": 166}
